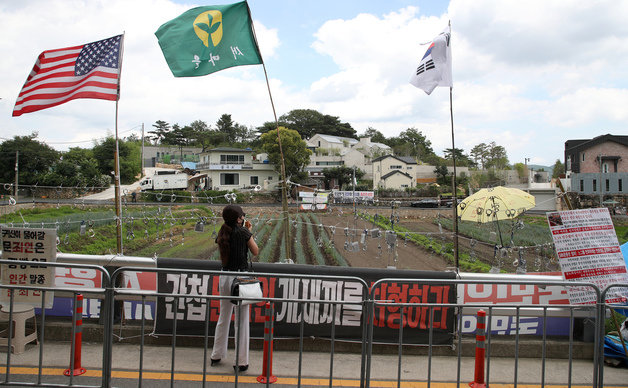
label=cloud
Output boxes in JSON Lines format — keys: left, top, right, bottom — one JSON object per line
{"left": 305, "top": 0, "right": 628, "bottom": 164}
{"left": 1, "top": 0, "right": 282, "bottom": 147}
{"left": 2, "top": 0, "right": 628, "bottom": 166}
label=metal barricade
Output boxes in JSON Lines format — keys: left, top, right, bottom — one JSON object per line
{"left": 599, "top": 282, "right": 628, "bottom": 387}
{"left": 0, "top": 259, "right": 110, "bottom": 388}
{"left": 366, "top": 277, "right": 602, "bottom": 388}
{"left": 108, "top": 266, "right": 370, "bottom": 388}
{"left": 3, "top": 259, "right": 625, "bottom": 388}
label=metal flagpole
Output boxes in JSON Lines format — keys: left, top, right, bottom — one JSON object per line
{"left": 103, "top": 31, "right": 125, "bottom": 388}
{"left": 248, "top": 3, "right": 291, "bottom": 261}
{"left": 113, "top": 33, "right": 126, "bottom": 255}
{"left": 448, "top": 21, "right": 459, "bottom": 270}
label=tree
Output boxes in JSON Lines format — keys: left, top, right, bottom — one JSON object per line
{"left": 470, "top": 143, "right": 489, "bottom": 169}
{"left": 359, "top": 127, "right": 387, "bottom": 144}
{"left": 470, "top": 141, "right": 509, "bottom": 170}
{"left": 513, "top": 162, "right": 526, "bottom": 181}
{"left": 260, "top": 127, "right": 311, "bottom": 179}
{"left": 168, "top": 124, "right": 195, "bottom": 160}
{"left": 213, "top": 114, "right": 256, "bottom": 145}
{"left": 434, "top": 164, "right": 450, "bottom": 186}
{"left": 443, "top": 147, "right": 476, "bottom": 167}
{"left": 188, "top": 120, "right": 212, "bottom": 151}
{"left": 92, "top": 137, "right": 141, "bottom": 184}
{"left": 60, "top": 147, "right": 108, "bottom": 187}
{"left": 148, "top": 120, "right": 171, "bottom": 145}
{"left": 322, "top": 166, "right": 365, "bottom": 190}
{"left": 0, "top": 133, "right": 59, "bottom": 186}
{"left": 215, "top": 114, "right": 237, "bottom": 143}
{"left": 258, "top": 109, "right": 357, "bottom": 139}
{"left": 486, "top": 142, "right": 509, "bottom": 170}
{"left": 390, "top": 128, "right": 435, "bottom": 162}
{"left": 552, "top": 159, "right": 565, "bottom": 178}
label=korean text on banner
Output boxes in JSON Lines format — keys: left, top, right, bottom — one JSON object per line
{"left": 547, "top": 208, "right": 628, "bottom": 304}
{"left": 13, "top": 35, "right": 122, "bottom": 117}
{"left": 155, "top": 1, "right": 262, "bottom": 77}
{"left": 409, "top": 26, "right": 452, "bottom": 95}
{"left": 1, "top": 227, "right": 57, "bottom": 308}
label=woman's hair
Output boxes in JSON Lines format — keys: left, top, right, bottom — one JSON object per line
{"left": 216, "top": 205, "right": 245, "bottom": 266}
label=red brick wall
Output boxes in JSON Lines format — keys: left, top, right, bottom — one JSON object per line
{"left": 578, "top": 141, "right": 628, "bottom": 173}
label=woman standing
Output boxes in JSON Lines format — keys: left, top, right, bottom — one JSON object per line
{"left": 210, "top": 204, "right": 259, "bottom": 372}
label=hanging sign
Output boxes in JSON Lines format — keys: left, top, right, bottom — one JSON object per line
{"left": 547, "top": 208, "right": 628, "bottom": 304}
{"left": 0, "top": 227, "right": 57, "bottom": 308}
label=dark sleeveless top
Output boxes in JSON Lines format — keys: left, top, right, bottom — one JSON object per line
{"left": 224, "top": 225, "right": 252, "bottom": 271}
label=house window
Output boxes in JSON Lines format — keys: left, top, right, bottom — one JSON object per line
{"left": 606, "top": 179, "right": 610, "bottom": 192}
{"left": 220, "top": 154, "right": 244, "bottom": 164}
{"left": 268, "top": 176, "right": 273, "bottom": 180}
{"left": 390, "top": 165, "right": 402, "bottom": 169}
{"left": 407, "top": 166, "right": 413, "bottom": 170}
{"left": 593, "top": 179, "right": 597, "bottom": 192}
{"left": 582, "top": 153, "right": 585, "bottom": 162}
{"left": 603, "top": 163, "right": 609, "bottom": 173}
{"left": 620, "top": 179, "right": 623, "bottom": 192}
{"left": 250, "top": 176, "right": 258, "bottom": 185}
{"left": 220, "top": 173, "right": 239, "bottom": 185}
{"left": 580, "top": 180, "right": 584, "bottom": 192}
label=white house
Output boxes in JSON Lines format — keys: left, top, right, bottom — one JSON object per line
{"left": 305, "top": 134, "right": 392, "bottom": 183}
{"left": 196, "top": 147, "right": 280, "bottom": 191}
{"left": 307, "top": 134, "right": 358, "bottom": 151}
{"left": 372, "top": 155, "right": 418, "bottom": 189}
{"left": 353, "top": 137, "right": 391, "bottom": 159}
{"left": 379, "top": 170, "right": 414, "bottom": 189}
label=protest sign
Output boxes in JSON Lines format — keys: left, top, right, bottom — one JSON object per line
{"left": 0, "top": 227, "right": 56, "bottom": 308}
{"left": 547, "top": 208, "right": 628, "bottom": 304}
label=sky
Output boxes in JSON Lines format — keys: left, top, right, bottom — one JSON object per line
{"left": 1, "top": 0, "right": 628, "bottom": 167}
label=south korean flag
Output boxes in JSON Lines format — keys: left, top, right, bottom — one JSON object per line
{"left": 410, "top": 26, "right": 452, "bottom": 95}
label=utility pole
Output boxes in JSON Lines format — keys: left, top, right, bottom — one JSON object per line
{"left": 524, "top": 157, "right": 530, "bottom": 185}
{"left": 141, "top": 123, "right": 145, "bottom": 176}
{"left": 14, "top": 151, "right": 18, "bottom": 199}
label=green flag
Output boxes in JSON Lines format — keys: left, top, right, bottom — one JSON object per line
{"left": 155, "top": 1, "right": 262, "bottom": 77}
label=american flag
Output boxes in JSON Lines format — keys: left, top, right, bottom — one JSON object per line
{"left": 13, "top": 35, "right": 123, "bottom": 117}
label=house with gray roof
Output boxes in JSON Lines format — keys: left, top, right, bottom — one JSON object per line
{"left": 372, "top": 154, "right": 418, "bottom": 189}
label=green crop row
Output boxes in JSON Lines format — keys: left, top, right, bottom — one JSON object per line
{"left": 303, "top": 214, "right": 326, "bottom": 266}
{"left": 310, "top": 213, "right": 348, "bottom": 266}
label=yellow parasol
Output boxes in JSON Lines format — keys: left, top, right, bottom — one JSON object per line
{"left": 457, "top": 186, "right": 536, "bottom": 245}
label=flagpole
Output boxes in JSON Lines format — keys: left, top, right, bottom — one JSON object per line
{"left": 447, "top": 21, "right": 459, "bottom": 270}
{"left": 114, "top": 33, "right": 126, "bottom": 255}
{"left": 248, "top": 2, "right": 292, "bottom": 261}
{"left": 450, "top": 86, "right": 459, "bottom": 270}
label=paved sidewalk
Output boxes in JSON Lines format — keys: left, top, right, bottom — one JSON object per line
{"left": 4, "top": 342, "right": 627, "bottom": 386}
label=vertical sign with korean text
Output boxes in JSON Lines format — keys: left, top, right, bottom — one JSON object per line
{"left": 1, "top": 227, "right": 57, "bottom": 308}
{"left": 547, "top": 208, "right": 628, "bottom": 304}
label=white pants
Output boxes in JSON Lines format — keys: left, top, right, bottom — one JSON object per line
{"left": 210, "top": 274, "right": 250, "bottom": 366}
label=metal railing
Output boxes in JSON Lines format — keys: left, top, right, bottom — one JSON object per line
{"left": 0, "top": 260, "right": 623, "bottom": 387}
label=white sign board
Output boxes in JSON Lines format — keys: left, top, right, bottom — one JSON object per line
{"left": 299, "top": 192, "right": 328, "bottom": 210}
{"left": 0, "top": 227, "right": 57, "bottom": 308}
{"left": 547, "top": 208, "right": 628, "bottom": 305}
